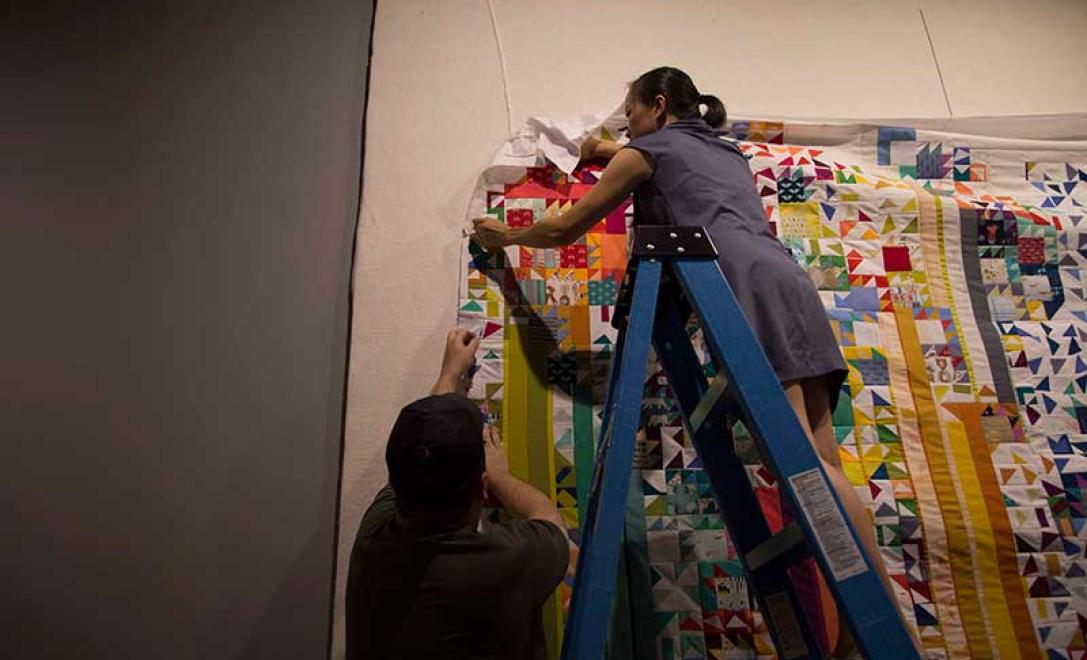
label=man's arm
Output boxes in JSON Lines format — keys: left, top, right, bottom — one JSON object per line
{"left": 486, "top": 426, "right": 569, "bottom": 528}
{"left": 430, "top": 328, "right": 480, "bottom": 396}
{"left": 482, "top": 425, "right": 563, "bottom": 528}
{"left": 483, "top": 425, "right": 575, "bottom": 571}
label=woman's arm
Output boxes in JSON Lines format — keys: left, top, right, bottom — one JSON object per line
{"left": 472, "top": 148, "right": 651, "bottom": 250}
{"left": 580, "top": 136, "right": 622, "bottom": 163}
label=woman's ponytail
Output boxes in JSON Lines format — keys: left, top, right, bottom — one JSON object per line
{"left": 630, "top": 67, "right": 728, "bottom": 129}
{"left": 698, "top": 94, "right": 727, "bottom": 129}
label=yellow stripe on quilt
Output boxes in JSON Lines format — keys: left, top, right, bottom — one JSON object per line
{"left": 944, "top": 421, "right": 1021, "bottom": 658}
{"left": 880, "top": 313, "right": 967, "bottom": 657}
{"left": 537, "top": 379, "right": 562, "bottom": 656}
{"left": 505, "top": 317, "right": 563, "bottom": 659}
{"left": 895, "top": 306, "right": 991, "bottom": 657}
{"left": 504, "top": 320, "right": 530, "bottom": 480}
{"left": 950, "top": 403, "right": 1041, "bottom": 659}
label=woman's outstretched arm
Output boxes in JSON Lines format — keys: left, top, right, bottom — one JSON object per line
{"left": 472, "top": 148, "right": 651, "bottom": 250}
{"left": 580, "top": 136, "right": 622, "bottom": 163}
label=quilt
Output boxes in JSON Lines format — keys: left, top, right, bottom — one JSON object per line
{"left": 458, "top": 117, "right": 1087, "bottom": 659}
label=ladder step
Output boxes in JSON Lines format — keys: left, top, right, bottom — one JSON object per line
{"left": 746, "top": 523, "right": 808, "bottom": 572}
{"left": 688, "top": 374, "right": 729, "bottom": 433}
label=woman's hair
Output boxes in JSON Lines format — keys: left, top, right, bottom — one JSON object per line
{"left": 629, "top": 66, "right": 726, "bottom": 129}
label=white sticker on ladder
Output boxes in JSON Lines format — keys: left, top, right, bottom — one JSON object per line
{"left": 788, "top": 468, "right": 869, "bottom": 582}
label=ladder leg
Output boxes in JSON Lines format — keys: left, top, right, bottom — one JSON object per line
{"left": 653, "top": 296, "right": 823, "bottom": 659}
{"left": 672, "top": 259, "right": 918, "bottom": 659}
{"left": 562, "top": 259, "right": 663, "bottom": 660}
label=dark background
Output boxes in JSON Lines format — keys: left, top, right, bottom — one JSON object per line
{"left": 1, "top": 1, "right": 373, "bottom": 657}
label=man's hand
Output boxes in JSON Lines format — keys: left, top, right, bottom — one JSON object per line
{"left": 431, "top": 327, "right": 480, "bottom": 395}
{"left": 482, "top": 424, "right": 511, "bottom": 493}
{"left": 471, "top": 218, "right": 510, "bottom": 252}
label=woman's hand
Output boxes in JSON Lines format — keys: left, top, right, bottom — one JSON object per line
{"left": 579, "top": 136, "right": 620, "bottom": 164}
{"left": 579, "top": 136, "right": 601, "bottom": 164}
{"left": 471, "top": 218, "right": 510, "bottom": 252}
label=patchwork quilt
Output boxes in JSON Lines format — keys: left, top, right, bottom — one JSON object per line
{"left": 459, "top": 119, "right": 1087, "bottom": 659}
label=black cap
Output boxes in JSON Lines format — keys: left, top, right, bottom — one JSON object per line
{"left": 385, "top": 394, "right": 485, "bottom": 506}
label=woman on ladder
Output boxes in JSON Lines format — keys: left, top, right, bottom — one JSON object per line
{"left": 472, "top": 66, "right": 921, "bottom": 658}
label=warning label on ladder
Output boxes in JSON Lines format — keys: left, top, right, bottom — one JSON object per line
{"left": 788, "top": 468, "right": 868, "bottom": 582}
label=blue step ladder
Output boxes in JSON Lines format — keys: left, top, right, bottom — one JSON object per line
{"left": 560, "top": 226, "right": 920, "bottom": 660}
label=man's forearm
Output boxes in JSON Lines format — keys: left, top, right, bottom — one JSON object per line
{"left": 489, "top": 474, "right": 576, "bottom": 573}
{"left": 487, "top": 473, "right": 565, "bottom": 530}
{"left": 430, "top": 373, "right": 463, "bottom": 395}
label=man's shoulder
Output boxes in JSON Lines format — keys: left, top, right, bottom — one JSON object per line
{"left": 485, "top": 517, "right": 567, "bottom": 558}
{"left": 489, "top": 516, "right": 563, "bottom": 536}
{"left": 353, "top": 485, "right": 397, "bottom": 546}
{"left": 484, "top": 518, "right": 569, "bottom": 601}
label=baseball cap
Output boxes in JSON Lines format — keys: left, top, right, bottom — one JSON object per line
{"left": 385, "top": 393, "right": 485, "bottom": 506}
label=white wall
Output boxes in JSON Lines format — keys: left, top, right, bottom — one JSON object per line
{"left": 334, "top": 0, "right": 1087, "bottom": 657}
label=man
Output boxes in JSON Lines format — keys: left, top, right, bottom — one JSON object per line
{"left": 345, "top": 328, "right": 571, "bottom": 659}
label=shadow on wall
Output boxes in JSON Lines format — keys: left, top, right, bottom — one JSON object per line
{"left": 469, "top": 240, "right": 609, "bottom": 409}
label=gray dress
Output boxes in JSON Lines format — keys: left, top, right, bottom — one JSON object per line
{"left": 625, "top": 119, "right": 848, "bottom": 408}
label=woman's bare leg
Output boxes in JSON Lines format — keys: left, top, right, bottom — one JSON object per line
{"left": 784, "top": 378, "right": 922, "bottom": 657}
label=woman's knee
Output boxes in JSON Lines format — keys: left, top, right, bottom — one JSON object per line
{"left": 785, "top": 378, "right": 842, "bottom": 467}
{"left": 799, "top": 378, "right": 840, "bottom": 465}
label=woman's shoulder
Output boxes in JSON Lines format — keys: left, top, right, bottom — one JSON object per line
{"left": 626, "top": 123, "right": 744, "bottom": 171}
{"left": 627, "top": 128, "right": 678, "bottom": 150}
{"left": 625, "top": 126, "right": 692, "bottom": 163}
{"left": 713, "top": 135, "right": 746, "bottom": 157}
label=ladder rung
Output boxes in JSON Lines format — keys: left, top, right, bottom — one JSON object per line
{"left": 688, "top": 374, "right": 729, "bottom": 432}
{"left": 746, "top": 523, "right": 807, "bottom": 572}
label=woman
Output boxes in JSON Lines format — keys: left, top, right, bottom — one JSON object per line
{"left": 473, "top": 66, "right": 917, "bottom": 656}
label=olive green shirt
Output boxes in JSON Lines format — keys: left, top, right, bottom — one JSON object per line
{"left": 345, "top": 486, "right": 569, "bottom": 660}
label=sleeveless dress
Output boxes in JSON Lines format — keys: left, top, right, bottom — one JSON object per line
{"left": 624, "top": 118, "right": 848, "bottom": 408}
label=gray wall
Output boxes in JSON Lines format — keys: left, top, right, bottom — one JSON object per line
{"left": 1, "top": 1, "right": 372, "bottom": 657}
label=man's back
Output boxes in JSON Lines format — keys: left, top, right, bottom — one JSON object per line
{"left": 345, "top": 487, "right": 569, "bottom": 660}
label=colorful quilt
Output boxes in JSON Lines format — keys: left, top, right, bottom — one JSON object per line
{"left": 458, "top": 119, "right": 1087, "bottom": 659}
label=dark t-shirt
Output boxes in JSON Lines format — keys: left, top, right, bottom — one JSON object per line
{"left": 345, "top": 486, "right": 570, "bottom": 660}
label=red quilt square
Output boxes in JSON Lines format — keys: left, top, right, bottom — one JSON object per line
{"left": 1018, "top": 236, "right": 1045, "bottom": 264}
{"left": 882, "top": 245, "right": 912, "bottom": 272}
{"left": 526, "top": 168, "right": 551, "bottom": 185}
{"left": 560, "top": 244, "right": 588, "bottom": 268}
{"left": 506, "top": 208, "right": 534, "bottom": 228}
